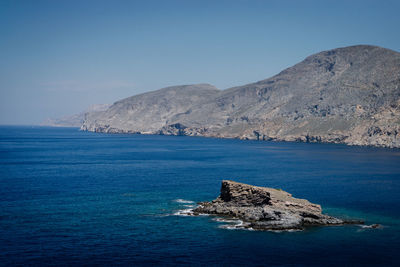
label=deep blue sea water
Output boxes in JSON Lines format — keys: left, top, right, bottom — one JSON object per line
{"left": 0, "top": 126, "right": 399, "bottom": 266}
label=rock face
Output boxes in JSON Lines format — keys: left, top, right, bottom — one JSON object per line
{"left": 82, "top": 45, "right": 400, "bottom": 148}
{"left": 193, "top": 180, "right": 361, "bottom": 230}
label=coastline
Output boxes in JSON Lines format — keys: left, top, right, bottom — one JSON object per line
{"left": 79, "top": 127, "right": 400, "bottom": 149}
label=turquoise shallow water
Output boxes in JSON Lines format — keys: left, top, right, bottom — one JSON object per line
{"left": 0, "top": 126, "right": 399, "bottom": 266}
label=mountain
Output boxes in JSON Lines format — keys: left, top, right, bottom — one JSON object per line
{"left": 81, "top": 45, "right": 400, "bottom": 148}
{"left": 42, "top": 104, "right": 110, "bottom": 127}
{"left": 81, "top": 84, "right": 219, "bottom": 133}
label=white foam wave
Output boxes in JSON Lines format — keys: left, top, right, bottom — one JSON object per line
{"left": 173, "top": 208, "right": 194, "bottom": 216}
{"left": 359, "top": 224, "right": 383, "bottom": 229}
{"left": 173, "top": 199, "right": 195, "bottom": 204}
{"left": 217, "top": 219, "right": 254, "bottom": 230}
{"left": 213, "top": 218, "right": 242, "bottom": 223}
{"left": 269, "top": 229, "right": 301, "bottom": 233}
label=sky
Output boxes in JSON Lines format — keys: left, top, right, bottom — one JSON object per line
{"left": 1, "top": 0, "right": 399, "bottom": 125}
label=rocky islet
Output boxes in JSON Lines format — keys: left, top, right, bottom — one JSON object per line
{"left": 190, "top": 180, "right": 363, "bottom": 231}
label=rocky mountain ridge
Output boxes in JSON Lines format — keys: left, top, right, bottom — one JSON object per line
{"left": 81, "top": 45, "right": 400, "bottom": 148}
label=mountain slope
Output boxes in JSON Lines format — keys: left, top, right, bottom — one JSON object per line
{"left": 82, "top": 45, "right": 400, "bottom": 148}
{"left": 81, "top": 84, "right": 220, "bottom": 133}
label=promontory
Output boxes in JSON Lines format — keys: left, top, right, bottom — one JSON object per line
{"left": 81, "top": 45, "right": 400, "bottom": 148}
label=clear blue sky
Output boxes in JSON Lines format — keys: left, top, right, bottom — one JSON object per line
{"left": 1, "top": 0, "right": 399, "bottom": 125}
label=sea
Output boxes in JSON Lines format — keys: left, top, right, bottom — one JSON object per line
{"left": 0, "top": 126, "right": 399, "bottom": 266}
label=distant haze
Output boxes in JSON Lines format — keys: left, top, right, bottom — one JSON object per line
{"left": 1, "top": 0, "right": 399, "bottom": 125}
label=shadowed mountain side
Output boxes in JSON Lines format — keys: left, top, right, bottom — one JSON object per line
{"left": 82, "top": 45, "right": 400, "bottom": 148}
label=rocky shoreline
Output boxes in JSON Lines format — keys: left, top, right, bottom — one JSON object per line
{"left": 190, "top": 180, "right": 363, "bottom": 231}
{"left": 83, "top": 125, "right": 400, "bottom": 149}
